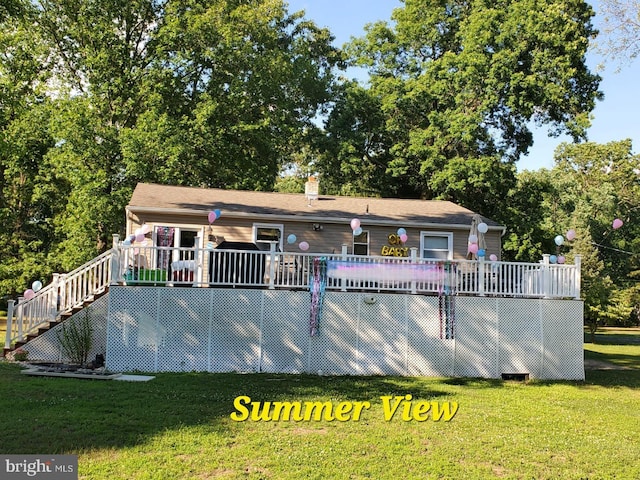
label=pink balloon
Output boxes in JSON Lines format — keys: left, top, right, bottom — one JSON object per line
{"left": 208, "top": 211, "right": 217, "bottom": 224}
{"left": 468, "top": 243, "right": 479, "bottom": 254}
{"left": 557, "top": 255, "right": 566, "bottom": 264}
{"left": 23, "top": 289, "right": 35, "bottom": 300}
{"left": 489, "top": 254, "right": 498, "bottom": 261}
{"left": 400, "top": 233, "right": 408, "bottom": 243}
{"left": 350, "top": 218, "right": 361, "bottom": 230}
{"left": 613, "top": 218, "right": 623, "bottom": 230}
{"left": 566, "top": 229, "right": 576, "bottom": 241}
{"left": 140, "top": 224, "right": 151, "bottom": 235}
{"left": 135, "top": 233, "right": 145, "bottom": 243}
{"left": 299, "top": 241, "right": 309, "bottom": 251}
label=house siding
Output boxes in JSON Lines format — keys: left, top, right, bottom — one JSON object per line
{"left": 128, "top": 212, "right": 503, "bottom": 260}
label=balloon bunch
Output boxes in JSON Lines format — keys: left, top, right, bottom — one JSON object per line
{"left": 350, "top": 218, "right": 362, "bottom": 236}
{"left": 397, "top": 227, "right": 408, "bottom": 243}
{"left": 468, "top": 222, "right": 489, "bottom": 257}
{"left": 286, "top": 233, "right": 309, "bottom": 251}
{"left": 208, "top": 209, "right": 222, "bottom": 224}
{"left": 23, "top": 280, "right": 43, "bottom": 300}
{"left": 123, "top": 223, "right": 152, "bottom": 246}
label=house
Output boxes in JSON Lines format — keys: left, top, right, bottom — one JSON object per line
{"left": 4, "top": 182, "right": 584, "bottom": 381}
{"left": 125, "top": 182, "right": 504, "bottom": 260}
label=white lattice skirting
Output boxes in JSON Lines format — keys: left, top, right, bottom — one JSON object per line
{"left": 105, "top": 287, "right": 584, "bottom": 380}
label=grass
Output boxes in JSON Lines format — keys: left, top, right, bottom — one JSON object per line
{"left": 0, "top": 329, "right": 639, "bottom": 479}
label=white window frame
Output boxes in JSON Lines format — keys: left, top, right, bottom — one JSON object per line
{"left": 253, "top": 223, "right": 284, "bottom": 251}
{"left": 152, "top": 225, "right": 204, "bottom": 267}
{"left": 353, "top": 230, "right": 370, "bottom": 256}
{"left": 420, "top": 231, "right": 453, "bottom": 260}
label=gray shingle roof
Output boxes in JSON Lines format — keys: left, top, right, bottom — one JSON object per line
{"left": 127, "top": 183, "right": 502, "bottom": 228}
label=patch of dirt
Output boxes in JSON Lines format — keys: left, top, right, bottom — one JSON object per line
{"left": 584, "top": 359, "right": 631, "bottom": 370}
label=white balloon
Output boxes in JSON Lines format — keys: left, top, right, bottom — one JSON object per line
{"left": 32, "top": 280, "right": 43, "bottom": 292}
{"left": 477, "top": 222, "right": 488, "bottom": 234}
{"left": 468, "top": 234, "right": 478, "bottom": 244}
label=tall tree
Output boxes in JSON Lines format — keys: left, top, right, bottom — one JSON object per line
{"left": 322, "top": 0, "right": 601, "bottom": 219}
{"left": 596, "top": 0, "right": 640, "bottom": 67}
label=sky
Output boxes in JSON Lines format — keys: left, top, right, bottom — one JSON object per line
{"left": 286, "top": 0, "right": 640, "bottom": 172}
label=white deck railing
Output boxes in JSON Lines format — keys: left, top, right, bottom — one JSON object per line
{"left": 4, "top": 234, "right": 581, "bottom": 351}
{"left": 4, "top": 249, "right": 113, "bottom": 350}
{"left": 115, "top": 237, "right": 581, "bottom": 299}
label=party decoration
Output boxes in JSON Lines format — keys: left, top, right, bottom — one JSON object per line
{"left": 309, "top": 257, "right": 328, "bottom": 336}
{"left": 123, "top": 238, "right": 132, "bottom": 246}
{"left": 135, "top": 233, "right": 145, "bottom": 243}
{"left": 353, "top": 227, "right": 363, "bottom": 236}
{"left": 549, "top": 255, "right": 557, "bottom": 264}
{"left": 613, "top": 218, "right": 623, "bottom": 230}
{"left": 489, "top": 254, "right": 498, "bottom": 262}
{"left": 208, "top": 211, "right": 217, "bottom": 224}
{"left": 477, "top": 249, "right": 486, "bottom": 257}
{"left": 399, "top": 233, "right": 408, "bottom": 243}
{"left": 468, "top": 234, "right": 478, "bottom": 244}
{"left": 23, "top": 289, "right": 35, "bottom": 300}
{"left": 557, "top": 256, "right": 566, "bottom": 264}
{"left": 32, "top": 280, "right": 43, "bottom": 292}
{"left": 140, "top": 224, "right": 152, "bottom": 235}
{"left": 477, "top": 222, "right": 488, "bottom": 234}
{"left": 350, "top": 218, "right": 361, "bottom": 230}
{"left": 554, "top": 235, "right": 564, "bottom": 246}
{"left": 566, "top": 229, "right": 576, "bottom": 241}
{"left": 397, "top": 227, "right": 407, "bottom": 236}
{"left": 214, "top": 209, "right": 221, "bottom": 219}
{"left": 468, "top": 243, "right": 479, "bottom": 254}
{"left": 299, "top": 241, "right": 310, "bottom": 251}
{"left": 287, "top": 234, "right": 297, "bottom": 244}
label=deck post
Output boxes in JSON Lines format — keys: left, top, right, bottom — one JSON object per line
{"left": 573, "top": 254, "right": 582, "bottom": 299}
{"left": 51, "top": 273, "right": 60, "bottom": 320}
{"left": 110, "top": 234, "right": 121, "bottom": 285}
{"left": 268, "top": 242, "right": 276, "bottom": 290}
{"left": 4, "top": 300, "right": 14, "bottom": 349}
{"left": 340, "top": 244, "right": 348, "bottom": 292}
{"left": 478, "top": 255, "right": 485, "bottom": 297}
{"left": 542, "top": 254, "right": 550, "bottom": 298}
{"left": 410, "top": 248, "right": 418, "bottom": 294}
{"left": 17, "top": 296, "right": 24, "bottom": 342}
{"left": 193, "top": 236, "right": 200, "bottom": 286}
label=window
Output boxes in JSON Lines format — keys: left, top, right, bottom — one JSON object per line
{"left": 353, "top": 230, "right": 369, "bottom": 256}
{"left": 421, "top": 232, "right": 453, "bottom": 260}
{"left": 253, "top": 223, "right": 283, "bottom": 251}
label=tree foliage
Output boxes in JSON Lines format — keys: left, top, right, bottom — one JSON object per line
{"left": 318, "top": 0, "right": 600, "bottom": 219}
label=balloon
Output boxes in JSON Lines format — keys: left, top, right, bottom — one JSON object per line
{"left": 287, "top": 234, "right": 297, "bottom": 244}
{"left": 208, "top": 211, "right": 217, "bottom": 224}
{"left": 135, "top": 233, "right": 145, "bottom": 243}
{"left": 299, "top": 241, "right": 309, "bottom": 251}
{"left": 350, "top": 218, "right": 361, "bottom": 230}
{"left": 353, "top": 227, "right": 363, "bottom": 236}
{"left": 566, "top": 229, "right": 576, "bottom": 241}
{"left": 128, "top": 234, "right": 136, "bottom": 242}
{"left": 554, "top": 235, "right": 564, "bottom": 246}
{"left": 400, "top": 233, "right": 408, "bottom": 243}
{"left": 489, "top": 254, "right": 498, "bottom": 262}
{"left": 140, "top": 224, "right": 151, "bottom": 235}
{"left": 468, "top": 243, "right": 479, "bottom": 254}
{"left": 477, "top": 222, "right": 488, "bottom": 234}
{"left": 557, "top": 255, "right": 566, "bottom": 264}
{"left": 133, "top": 248, "right": 140, "bottom": 255}
{"left": 206, "top": 242, "right": 214, "bottom": 250}
{"left": 549, "top": 255, "right": 558, "bottom": 264}
{"left": 23, "top": 289, "right": 35, "bottom": 300}
{"left": 613, "top": 218, "right": 623, "bottom": 230}
{"left": 468, "top": 234, "right": 478, "bottom": 244}
{"left": 397, "top": 227, "right": 407, "bottom": 236}
{"left": 32, "top": 280, "right": 43, "bottom": 292}
{"left": 134, "top": 227, "right": 142, "bottom": 236}
{"left": 141, "top": 239, "right": 149, "bottom": 247}
{"left": 214, "top": 209, "right": 222, "bottom": 219}
{"left": 123, "top": 238, "right": 132, "bottom": 246}
{"left": 477, "top": 249, "right": 486, "bottom": 257}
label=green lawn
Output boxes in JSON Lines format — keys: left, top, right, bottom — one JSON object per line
{"left": 1, "top": 329, "right": 639, "bottom": 479}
